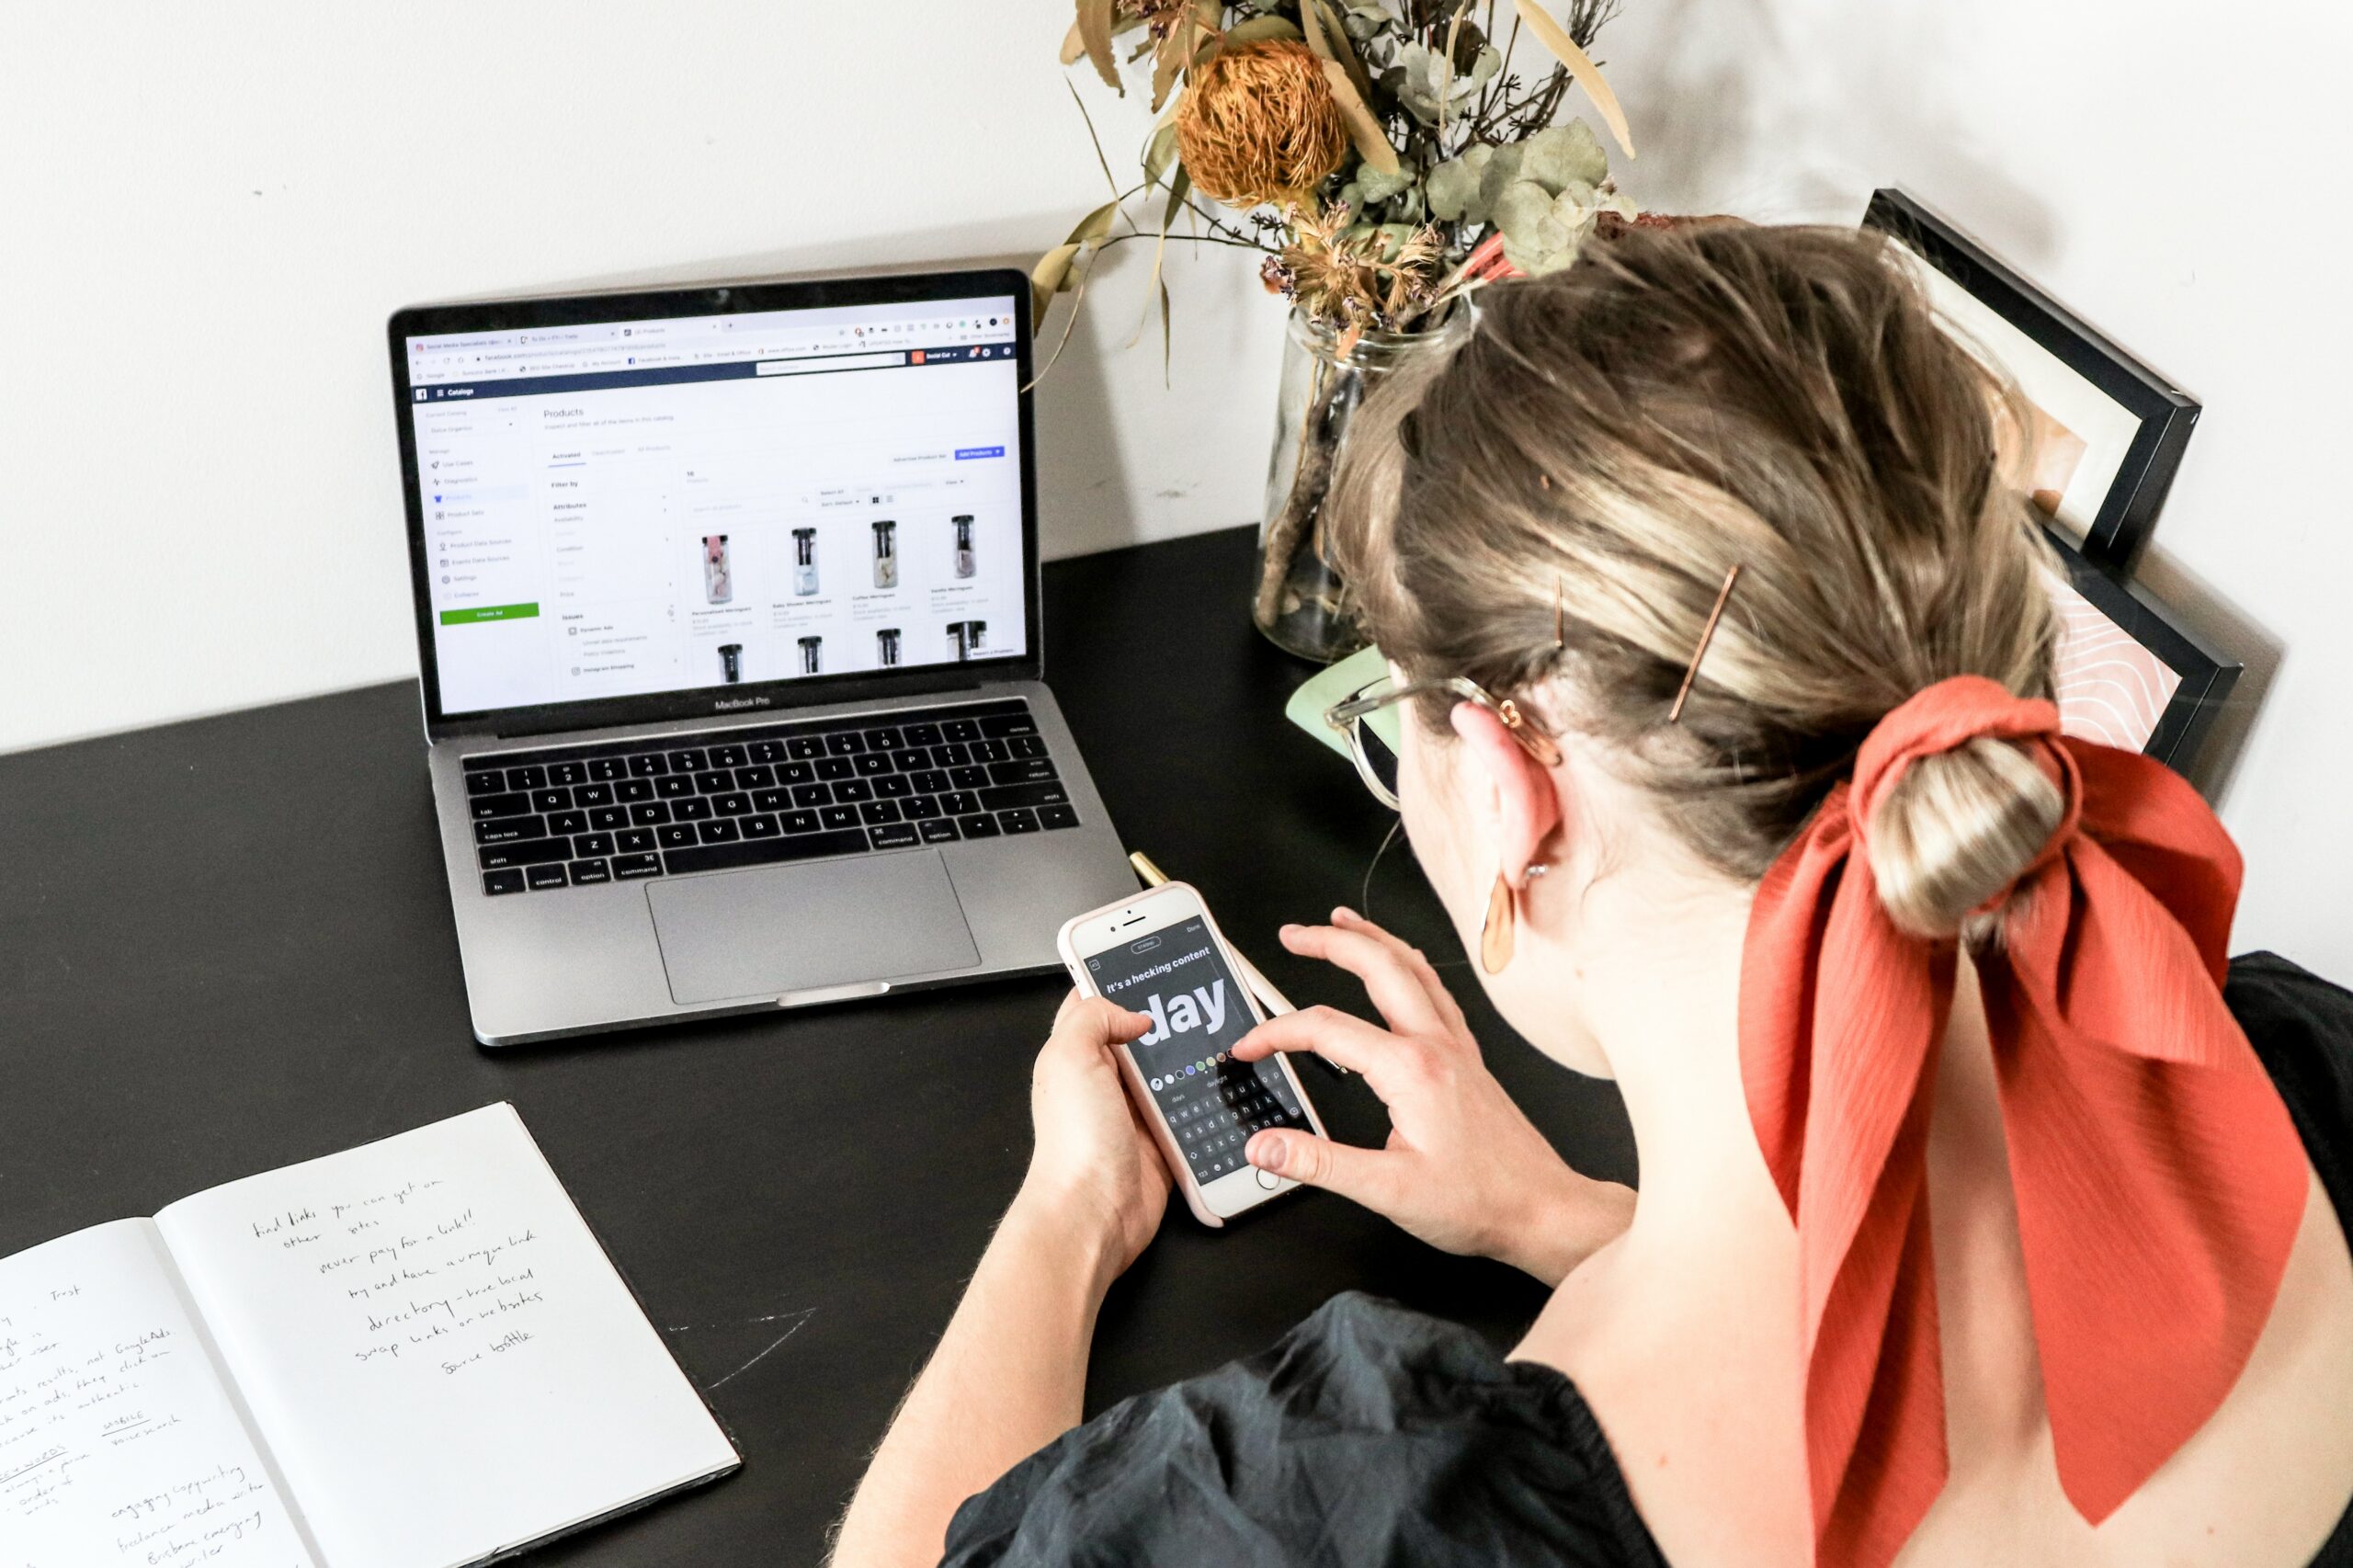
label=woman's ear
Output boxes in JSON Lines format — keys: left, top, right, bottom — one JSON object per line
{"left": 1449, "top": 703, "right": 1563, "bottom": 888}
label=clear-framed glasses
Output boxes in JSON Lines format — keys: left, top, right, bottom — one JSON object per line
{"left": 1323, "top": 675, "right": 1563, "bottom": 811}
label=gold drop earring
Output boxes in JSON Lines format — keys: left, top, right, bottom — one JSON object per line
{"left": 1481, "top": 863, "right": 1548, "bottom": 975}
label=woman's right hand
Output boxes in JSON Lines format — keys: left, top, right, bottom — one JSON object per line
{"left": 1233, "top": 909, "right": 1634, "bottom": 1287}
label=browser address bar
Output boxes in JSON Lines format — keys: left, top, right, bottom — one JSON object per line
{"left": 756, "top": 350, "right": 908, "bottom": 377}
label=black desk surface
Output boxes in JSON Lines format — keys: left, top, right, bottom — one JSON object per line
{"left": 0, "top": 524, "right": 1635, "bottom": 1564}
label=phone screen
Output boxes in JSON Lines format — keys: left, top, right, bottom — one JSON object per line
{"left": 1086, "top": 915, "right": 1311, "bottom": 1184}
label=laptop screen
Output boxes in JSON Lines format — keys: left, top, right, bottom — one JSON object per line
{"left": 400, "top": 286, "right": 1029, "bottom": 719}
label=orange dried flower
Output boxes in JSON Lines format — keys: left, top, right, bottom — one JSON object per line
{"left": 1174, "top": 39, "right": 1350, "bottom": 209}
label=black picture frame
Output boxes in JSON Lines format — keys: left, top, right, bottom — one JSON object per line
{"left": 1863, "top": 188, "right": 2200, "bottom": 571}
{"left": 2042, "top": 524, "right": 2239, "bottom": 773}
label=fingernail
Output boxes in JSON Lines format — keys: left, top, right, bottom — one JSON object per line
{"left": 1246, "top": 1132, "right": 1283, "bottom": 1171}
{"left": 1278, "top": 923, "right": 1301, "bottom": 936}
{"left": 1333, "top": 906, "right": 1358, "bottom": 923}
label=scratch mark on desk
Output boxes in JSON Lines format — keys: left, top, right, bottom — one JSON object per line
{"left": 701, "top": 1308, "right": 819, "bottom": 1391}
{"left": 666, "top": 1308, "right": 816, "bottom": 1333}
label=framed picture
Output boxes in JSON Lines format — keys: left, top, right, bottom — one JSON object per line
{"left": 2045, "top": 525, "right": 2238, "bottom": 771}
{"left": 1863, "top": 188, "right": 2200, "bottom": 569}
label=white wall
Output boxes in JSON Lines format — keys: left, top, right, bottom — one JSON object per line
{"left": 0, "top": 3, "right": 1286, "bottom": 751}
{"left": 4, "top": 2, "right": 2347, "bottom": 973}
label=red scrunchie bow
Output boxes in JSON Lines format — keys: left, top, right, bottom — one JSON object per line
{"left": 1741, "top": 675, "right": 2307, "bottom": 1568}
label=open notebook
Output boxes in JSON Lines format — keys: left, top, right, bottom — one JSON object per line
{"left": 0, "top": 1104, "right": 738, "bottom": 1567}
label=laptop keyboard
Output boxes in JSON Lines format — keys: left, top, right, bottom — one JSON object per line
{"left": 461, "top": 699, "right": 1077, "bottom": 897}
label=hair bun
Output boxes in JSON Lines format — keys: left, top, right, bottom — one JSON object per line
{"left": 1865, "top": 735, "right": 2068, "bottom": 938}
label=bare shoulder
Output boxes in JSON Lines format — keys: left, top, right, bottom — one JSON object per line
{"left": 1513, "top": 1217, "right": 1816, "bottom": 1568}
{"left": 1514, "top": 1165, "right": 2353, "bottom": 1568}
{"left": 2091, "top": 1165, "right": 2353, "bottom": 1565}
{"left": 1898, "top": 1165, "right": 2353, "bottom": 1568}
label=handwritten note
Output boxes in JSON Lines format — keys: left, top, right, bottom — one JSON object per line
{"left": 153, "top": 1105, "right": 735, "bottom": 1568}
{"left": 0, "top": 1220, "right": 314, "bottom": 1568}
{"left": 234, "top": 1178, "right": 551, "bottom": 1381}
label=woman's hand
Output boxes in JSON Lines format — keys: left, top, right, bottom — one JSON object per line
{"left": 1233, "top": 909, "right": 1633, "bottom": 1286}
{"left": 834, "top": 993, "right": 1165, "bottom": 1567}
{"left": 1011, "top": 993, "right": 1172, "bottom": 1294}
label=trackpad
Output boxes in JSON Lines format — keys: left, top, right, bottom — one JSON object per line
{"left": 646, "top": 852, "right": 981, "bottom": 1004}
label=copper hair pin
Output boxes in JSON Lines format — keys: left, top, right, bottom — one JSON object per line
{"left": 1668, "top": 564, "right": 1742, "bottom": 723}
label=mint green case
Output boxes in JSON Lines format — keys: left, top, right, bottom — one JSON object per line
{"left": 1282, "top": 644, "right": 1395, "bottom": 759}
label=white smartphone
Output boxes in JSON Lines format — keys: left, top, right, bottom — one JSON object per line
{"left": 1058, "top": 882, "right": 1328, "bottom": 1226}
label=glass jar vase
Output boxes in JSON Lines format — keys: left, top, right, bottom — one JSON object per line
{"left": 1254, "top": 305, "right": 1469, "bottom": 662}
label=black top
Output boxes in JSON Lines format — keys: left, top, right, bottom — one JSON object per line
{"left": 944, "top": 953, "right": 2353, "bottom": 1567}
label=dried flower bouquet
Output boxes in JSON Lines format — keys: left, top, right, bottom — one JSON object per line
{"left": 1038, "top": 0, "right": 1641, "bottom": 657}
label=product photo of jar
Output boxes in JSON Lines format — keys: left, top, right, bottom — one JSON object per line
{"left": 792, "top": 528, "right": 818, "bottom": 597}
{"left": 798, "top": 635, "right": 823, "bottom": 676}
{"left": 951, "top": 515, "right": 975, "bottom": 579}
{"left": 871, "top": 519, "right": 897, "bottom": 589}
{"left": 702, "top": 535, "right": 732, "bottom": 604}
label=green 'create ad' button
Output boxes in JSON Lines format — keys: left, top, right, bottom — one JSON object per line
{"left": 439, "top": 602, "right": 540, "bottom": 626}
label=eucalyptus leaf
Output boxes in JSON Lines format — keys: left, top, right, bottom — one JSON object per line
{"left": 1494, "top": 180, "right": 1608, "bottom": 276}
{"left": 1222, "top": 14, "right": 1302, "bottom": 44}
{"left": 1067, "top": 197, "right": 1121, "bottom": 247}
{"left": 1151, "top": 49, "right": 1180, "bottom": 109}
{"left": 1386, "top": 31, "right": 1498, "bottom": 124}
{"left": 1164, "top": 165, "right": 1193, "bottom": 225}
{"left": 1518, "top": 119, "right": 1608, "bottom": 195}
{"left": 1385, "top": 43, "right": 1454, "bottom": 125}
{"left": 1492, "top": 181, "right": 1559, "bottom": 248}
{"left": 1301, "top": 0, "right": 1375, "bottom": 107}
{"left": 1319, "top": 58, "right": 1401, "bottom": 176}
{"left": 1352, "top": 162, "right": 1414, "bottom": 205}
{"left": 1031, "top": 241, "right": 1084, "bottom": 327}
{"left": 1476, "top": 141, "right": 1528, "bottom": 215}
{"left": 1135, "top": 166, "right": 1193, "bottom": 361}
{"left": 1142, "top": 121, "right": 1179, "bottom": 187}
{"left": 1076, "top": 0, "right": 1121, "bottom": 91}
{"left": 1425, "top": 144, "right": 1494, "bottom": 223}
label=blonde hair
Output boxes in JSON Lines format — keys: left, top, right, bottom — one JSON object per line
{"left": 1329, "top": 222, "right": 2065, "bottom": 939}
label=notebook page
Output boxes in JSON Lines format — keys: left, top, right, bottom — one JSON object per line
{"left": 0, "top": 1219, "right": 318, "bottom": 1568}
{"left": 153, "top": 1106, "right": 737, "bottom": 1568}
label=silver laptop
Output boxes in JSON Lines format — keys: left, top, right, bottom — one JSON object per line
{"left": 389, "top": 269, "right": 1136, "bottom": 1045}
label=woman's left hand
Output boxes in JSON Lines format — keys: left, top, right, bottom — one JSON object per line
{"left": 1013, "top": 993, "right": 1171, "bottom": 1292}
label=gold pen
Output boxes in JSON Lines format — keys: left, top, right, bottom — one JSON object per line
{"left": 1128, "top": 852, "right": 1350, "bottom": 1075}
{"left": 1129, "top": 851, "right": 1297, "bottom": 1017}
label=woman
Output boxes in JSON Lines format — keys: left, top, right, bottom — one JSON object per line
{"left": 832, "top": 223, "right": 2353, "bottom": 1567}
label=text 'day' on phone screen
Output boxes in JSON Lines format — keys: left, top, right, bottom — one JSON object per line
{"left": 1086, "top": 918, "right": 1308, "bottom": 1183}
